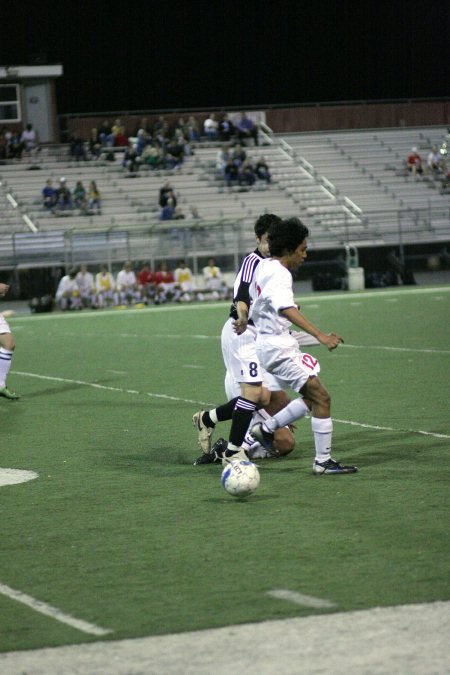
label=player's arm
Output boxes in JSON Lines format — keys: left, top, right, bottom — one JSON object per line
{"left": 280, "top": 306, "right": 343, "bottom": 351}
{"left": 233, "top": 300, "right": 249, "bottom": 334}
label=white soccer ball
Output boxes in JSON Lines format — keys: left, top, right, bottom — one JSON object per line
{"left": 221, "top": 459, "right": 260, "bottom": 498}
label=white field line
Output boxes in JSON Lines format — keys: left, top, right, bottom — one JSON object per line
{"left": 0, "top": 583, "right": 112, "bottom": 636}
{"left": 12, "top": 371, "right": 450, "bottom": 439}
{"left": 267, "top": 589, "right": 335, "bottom": 609}
{"left": 6, "top": 285, "right": 450, "bottom": 322}
{"left": 13, "top": 371, "right": 216, "bottom": 407}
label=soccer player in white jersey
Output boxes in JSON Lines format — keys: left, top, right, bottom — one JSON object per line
{"left": 55, "top": 269, "right": 82, "bottom": 311}
{"left": 192, "top": 214, "right": 295, "bottom": 465}
{"left": 76, "top": 264, "right": 96, "bottom": 308}
{"left": 0, "top": 283, "right": 20, "bottom": 399}
{"left": 250, "top": 217, "right": 357, "bottom": 475}
{"left": 116, "top": 261, "right": 141, "bottom": 306}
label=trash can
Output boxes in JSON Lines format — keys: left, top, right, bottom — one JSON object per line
{"left": 348, "top": 267, "right": 365, "bottom": 290}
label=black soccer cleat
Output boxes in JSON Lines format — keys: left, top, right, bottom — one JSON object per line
{"left": 193, "top": 438, "right": 227, "bottom": 465}
{"left": 312, "top": 458, "right": 358, "bottom": 475}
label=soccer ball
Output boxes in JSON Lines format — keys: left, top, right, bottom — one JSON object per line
{"left": 221, "top": 459, "right": 260, "bottom": 498}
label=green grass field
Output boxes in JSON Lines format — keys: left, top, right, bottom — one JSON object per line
{"left": 1, "top": 285, "right": 449, "bottom": 653}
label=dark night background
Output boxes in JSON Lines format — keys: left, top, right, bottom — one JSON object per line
{"left": 1, "top": 0, "right": 449, "bottom": 114}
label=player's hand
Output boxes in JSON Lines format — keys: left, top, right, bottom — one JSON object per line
{"left": 233, "top": 318, "right": 248, "bottom": 335}
{"left": 320, "top": 332, "right": 344, "bottom": 351}
{"left": 0, "top": 283, "right": 10, "bottom": 297}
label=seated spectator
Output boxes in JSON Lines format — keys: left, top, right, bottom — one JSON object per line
{"left": 137, "top": 263, "right": 156, "bottom": 304}
{"left": 427, "top": 146, "right": 444, "bottom": 176}
{"left": 141, "top": 144, "right": 163, "bottom": 169}
{"left": 88, "top": 181, "right": 102, "bottom": 214}
{"left": 165, "top": 137, "right": 185, "bottom": 169}
{"left": 153, "top": 115, "right": 167, "bottom": 138}
{"left": 202, "top": 257, "right": 228, "bottom": 300}
{"left": 406, "top": 147, "right": 423, "bottom": 177}
{"left": 173, "top": 206, "right": 186, "bottom": 219}
{"left": 55, "top": 269, "right": 82, "bottom": 311}
{"left": 203, "top": 113, "right": 219, "bottom": 141}
{"left": 219, "top": 113, "right": 235, "bottom": 142}
{"left": 89, "top": 128, "right": 102, "bottom": 159}
{"left": 70, "top": 132, "right": 87, "bottom": 161}
{"left": 236, "top": 113, "right": 259, "bottom": 146}
{"left": 76, "top": 264, "right": 96, "bottom": 308}
{"left": 231, "top": 143, "right": 246, "bottom": 167}
{"left": 189, "top": 205, "right": 202, "bottom": 220}
{"left": 73, "top": 181, "right": 88, "bottom": 213}
{"left": 98, "top": 120, "right": 113, "bottom": 146}
{"left": 116, "top": 261, "right": 141, "bottom": 306}
{"left": 224, "top": 158, "right": 239, "bottom": 188}
{"left": 123, "top": 141, "right": 140, "bottom": 173}
{"left": 216, "top": 145, "right": 231, "bottom": 177}
{"left": 20, "top": 123, "right": 38, "bottom": 154}
{"left": 55, "top": 177, "right": 73, "bottom": 212}
{"left": 160, "top": 197, "right": 175, "bottom": 220}
{"left": 186, "top": 116, "right": 200, "bottom": 142}
{"left": 154, "top": 261, "right": 176, "bottom": 304}
{"left": 42, "top": 179, "right": 57, "bottom": 211}
{"left": 239, "top": 159, "right": 256, "bottom": 187}
{"left": 8, "top": 131, "right": 23, "bottom": 159}
{"left": 95, "top": 264, "right": 117, "bottom": 308}
{"left": 159, "top": 182, "right": 177, "bottom": 208}
{"left": 255, "top": 156, "right": 272, "bottom": 183}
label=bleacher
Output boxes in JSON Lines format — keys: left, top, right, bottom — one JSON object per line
{"left": 0, "top": 125, "right": 448, "bottom": 270}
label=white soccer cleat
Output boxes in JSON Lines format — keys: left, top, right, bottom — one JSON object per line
{"left": 192, "top": 411, "right": 214, "bottom": 453}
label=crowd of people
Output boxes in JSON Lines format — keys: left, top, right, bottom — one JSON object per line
{"left": 42, "top": 177, "right": 101, "bottom": 215}
{"left": 53, "top": 258, "right": 229, "bottom": 310}
{"left": 215, "top": 144, "right": 271, "bottom": 189}
{"left": 0, "top": 123, "right": 39, "bottom": 160}
{"left": 405, "top": 137, "right": 449, "bottom": 184}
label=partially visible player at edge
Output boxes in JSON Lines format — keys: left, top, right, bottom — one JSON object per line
{"left": 192, "top": 214, "right": 295, "bottom": 465}
{"left": 0, "top": 283, "right": 20, "bottom": 399}
{"left": 249, "top": 217, "right": 357, "bottom": 474}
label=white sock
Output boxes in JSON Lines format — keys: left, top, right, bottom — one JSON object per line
{"left": 0, "top": 348, "right": 13, "bottom": 388}
{"left": 264, "top": 398, "right": 309, "bottom": 432}
{"left": 209, "top": 409, "right": 218, "bottom": 424}
{"left": 311, "top": 417, "right": 333, "bottom": 463}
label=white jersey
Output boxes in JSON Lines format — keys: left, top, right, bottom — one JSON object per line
{"left": 56, "top": 275, "right": 80, "bottom": 299}
{"left": 250, "top": 258, "right": 296, "bottom": 335}
{"left": 76, "top": 271, "right": 94, "bottom": 293}
{"left": 116, "top": 270, "right": 137, "bottom": 288}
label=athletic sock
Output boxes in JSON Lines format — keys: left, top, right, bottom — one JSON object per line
{"left": 228, "top": 397, "right": 257, "bottom": 448}
{"left": 311, "top": 417, "right": 333, "bottom": 463}
{"left": 207, "top": 397, "right": 239, "bottom": 426}
{"left": 263, "top": 398, "right": 309, "bottom": 432}
{"left": 0, "top": 348, "right": 13, "bottom": 388}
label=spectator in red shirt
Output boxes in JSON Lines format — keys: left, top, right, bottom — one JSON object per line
{"left": 406, "top": 147, "right": 423, "bottom": 177}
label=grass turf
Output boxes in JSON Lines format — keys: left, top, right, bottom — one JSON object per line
{"left": 0, "top": 285, "right": 449, "bottom": 651}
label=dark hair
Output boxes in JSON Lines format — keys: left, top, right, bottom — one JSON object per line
{"left": 268, "top": 217, "right": 309, "bottom": 256}
{"left": 254, "top": 213, "right": 282, "bottom": 239}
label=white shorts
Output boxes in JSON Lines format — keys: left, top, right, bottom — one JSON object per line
{"left": 256, "top": 333, "right": 321, "bottom": 393}
{"left": 221, "top": 318, "right": 279, "bottom": 392}
{"left": 0, "top": 315, "right": 11, "bottom": 334}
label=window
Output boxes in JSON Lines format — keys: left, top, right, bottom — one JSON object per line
{"left": 0, "top": 84, "right": 21, "bottom": 122}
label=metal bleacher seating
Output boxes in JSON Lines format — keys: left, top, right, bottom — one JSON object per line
{"left": 0, "top": 126, "right": 448, "bottom": 271}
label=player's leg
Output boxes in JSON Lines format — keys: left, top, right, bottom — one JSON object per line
{"left": 0, "top": 320, "right": 19, "bottom": 399}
